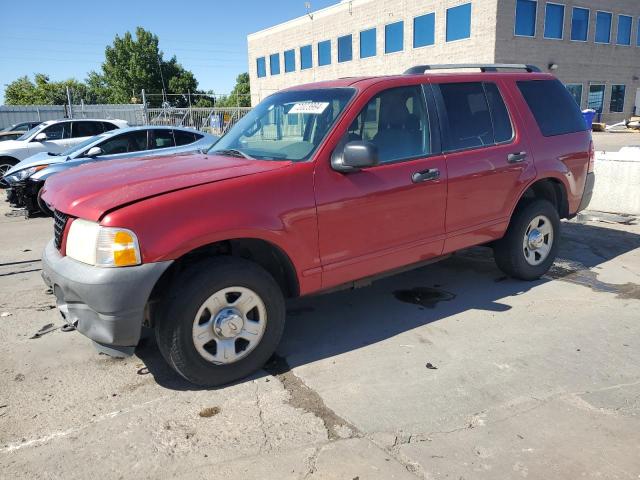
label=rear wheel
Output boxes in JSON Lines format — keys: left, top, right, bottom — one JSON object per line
{"left": 493, "top": 199, "right": 559, "bottom": 280}
{"left": 155, "top": 257, "right": 286, "bottom": 387}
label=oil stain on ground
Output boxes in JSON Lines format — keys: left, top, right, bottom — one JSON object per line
{"left": 393, "top": 287, "right": 456, "bottom": 308}
{"left": 546, "top": 264, "right": 640, "bottom": 300}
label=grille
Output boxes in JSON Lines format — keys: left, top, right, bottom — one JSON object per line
{"left": 53, "top": 211, "right": 69, "bottom": 250}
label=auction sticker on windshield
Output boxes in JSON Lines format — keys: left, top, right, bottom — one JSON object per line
{"left": 288, "top": 102, "right": 329, "bottom": 114}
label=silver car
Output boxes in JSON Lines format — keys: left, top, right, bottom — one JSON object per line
{"left": 4, "top": 126, "right": 218, "bottom": 216}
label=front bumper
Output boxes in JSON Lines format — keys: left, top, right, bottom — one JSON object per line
{"left": 41, "top": 240, "right": 172, "bottom": 347}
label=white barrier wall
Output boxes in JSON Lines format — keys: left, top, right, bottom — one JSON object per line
{"left": 589, "top": 147, "right": 640, "bottom": 216}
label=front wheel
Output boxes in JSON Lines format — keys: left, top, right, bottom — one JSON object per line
{"left": 155, "top": 257, "right": 286, "bottom": 387}
{"left": 36, "top": 185, "right": 53, "bottom": 217}
{"left": 493, "top": 199, "right": 560, "bottom": 280}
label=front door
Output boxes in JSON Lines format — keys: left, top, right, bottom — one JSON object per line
{"left": 431, "top": 80, "right": 535, "bottom": 253}
{"left": 314, "top": 84, "right": 447, "bottom": 289}
{"left": 36, "top": 121, "right": 72, "bottom": 154}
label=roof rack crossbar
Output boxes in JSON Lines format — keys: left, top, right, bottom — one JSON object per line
{"left": 404, "top": 64, "right": 541, "bottom": 74}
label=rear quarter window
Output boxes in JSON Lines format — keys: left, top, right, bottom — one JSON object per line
{"left": 517, "top": 79, "right": 587, "bottom": 137}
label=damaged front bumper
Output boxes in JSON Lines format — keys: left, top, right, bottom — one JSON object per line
{"left": 41, "top": 240, "right": 172, "bottom": 352}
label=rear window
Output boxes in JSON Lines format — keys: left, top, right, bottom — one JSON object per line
{"left": 517, "top": 79, "right": 587, "bottom": 137}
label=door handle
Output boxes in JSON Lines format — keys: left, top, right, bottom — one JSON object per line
{"left": 507, "top": 152, "right": 528, "bottom": 163}
{"left": 412, "top": 168, "right": 440, "bottom": 183}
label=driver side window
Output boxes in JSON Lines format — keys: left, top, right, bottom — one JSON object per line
{"left": 42, "top": 122, "right": 70, "bottom": 140}
{"left": 98, "top": 131, "right": 148, "bottom": 155}
{"left": 348, "top": 86, "right": 431, "bottom": 164}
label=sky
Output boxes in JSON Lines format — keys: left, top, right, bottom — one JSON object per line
{"left": 0, "top": 0, "right": 338, "bottom": 101}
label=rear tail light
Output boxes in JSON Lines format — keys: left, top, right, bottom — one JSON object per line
{"left": 588, "top": 139, "right": 595, "bottom": 173}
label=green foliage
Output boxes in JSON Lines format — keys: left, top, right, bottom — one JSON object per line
{"left": 3, "top": 27, "right": 249, "bottom": 107}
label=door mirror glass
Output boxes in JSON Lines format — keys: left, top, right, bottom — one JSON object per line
{"left": 86, "top": 146, "right": 103, "bottom": 158}
{"left": 332, "top": 140, "right": 379, "bottom": 172}
{"left": 34, "top": 132, "right": 48, "bottom": 142}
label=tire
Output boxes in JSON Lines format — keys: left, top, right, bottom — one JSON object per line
{"left": 493, "top": 199, "right": 560, "bottom": 280}
{"left": 36, "top": 185, "right": 53, "bottom": 217}
{"left": 0, "top": 157, "right": 18, "bottom": 189}
{"left": 155, "top": 256, "right": 286, "bottom": 387}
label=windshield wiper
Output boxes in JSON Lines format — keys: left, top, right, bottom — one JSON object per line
{"left": 213, "top": 149, "right": 255, "bottom": 160}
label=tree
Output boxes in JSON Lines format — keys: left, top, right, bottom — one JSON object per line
{"left": 216, "top": 73, "right": 251, "bottom": 107}
{"left": 4, "top": 74, "right": 88, "bottom": 105}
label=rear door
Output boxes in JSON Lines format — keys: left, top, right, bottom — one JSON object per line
{"left": 431, "top": 80, "right": 535, "bottom": 253}
{"left": 315, "top": 84, "right": 447, "bottom": 288}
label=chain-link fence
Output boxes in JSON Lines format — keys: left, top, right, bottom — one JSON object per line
{"left": 144, "top": 106, "right": 251, "bottom": 135}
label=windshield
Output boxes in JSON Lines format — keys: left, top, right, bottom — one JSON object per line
{"left": 208, "top": 88, "right": 355, "bottom": 161}
{"left": 16, "top": 125, "right": 44, "bottom": 141}
{"left": 59, "top": 134, "right": 108, "bottom": 157}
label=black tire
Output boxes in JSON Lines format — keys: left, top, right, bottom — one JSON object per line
{"left": 0, "top": 157, "right": 19, "bottom": 189}
{"left": 36, "top": 185, "right": 53, "bottom": 217}
{"left": 154, "top": 256, "right": 286, "bottom": 387}
{"left": 493, "top": 199, "right": 560, "bottom": 280}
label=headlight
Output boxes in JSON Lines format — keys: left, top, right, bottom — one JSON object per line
{"left": 66, "top": 219, "right": 141, "bottom": 267}
{"left": 4, "top": 165, "right": 49, "bottom": 184}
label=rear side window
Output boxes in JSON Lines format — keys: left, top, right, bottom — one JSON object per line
{"left": 517, "top": 79, "right": 587, "bottom": 137}
{"left": 174, "top": 130, "right": 199, "bottom": 146}
{"left": 151, "top": 130, "right": 176, "bottom": 149}
{"left": 72, "top": 121, "right": 103, "bottom": 138}
{"left": 435, "top": 82, "right": 512, "bottom": 151}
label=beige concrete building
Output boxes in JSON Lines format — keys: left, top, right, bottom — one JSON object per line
{"left": 247, "top": 0, "right": 640, "bottom": 122}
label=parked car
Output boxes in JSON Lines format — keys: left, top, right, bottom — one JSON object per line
{"left": 40, "top": 64, "right": 594, "bottom": 387}
{"left": 0, "top": 121, "right": 43, "bottom": 142}
{"left": 3, "top": 126, "right": 218, "bottom": 216}
{"left": 0, "top": 131, "right": 28, "bottom": 142}
{"left": 0, "top": 119, "right": 128, "bottom": 183}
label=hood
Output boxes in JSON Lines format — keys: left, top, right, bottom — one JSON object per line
{"left": 5, "top": 151, "right": 64, "bottom": 177}
{"left": 0, "top": 139, "right": 28, "bottom": 153}
{"left": 41, "top": 153, "right": 292, "bottom": 221}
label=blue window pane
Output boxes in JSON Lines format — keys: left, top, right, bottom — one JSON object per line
{"left": 284, "top": 49, "right": 295, "bottom": 73}
{"left": 318, "top": 40, "right": 331, "bottom": 66}
{"left": 385, "top": 21, "right": 404, "bottom": 53}
{"left": 617, "top": 15, "right": 632, "bottom": 45}
{"left": 544, "top": 3, "right": 564, "bottom": 39}
{"left": 338, "top": 34, "right": 353, "bottom": 62}
{"left": 571, "top": 7, "right": 589, "bottom": 41}
{"left": 638, "top": 19, "right": 640, "bottom": 46}
{"left": 300, "top": 45, "right": 312, "bottom": 70}
{"left": 269, "top": 53, "right": 280, "bottom": 75}
{"left": 446, "top": 3, "right": 471, "bottom": 42}
{"left": 360, "top": 28, "right": 376, "bottom": 58}
{"left": 610, "top": 85, "right": 626, "bottom": 113}
{"left": 595, "top": 11, "right": 612, "bottom": 43}
{"left": 256, "top": 57, "right": 266, "bottom": 78}
{"left": 515, "top": 0, "right": 536, "bottom": 37}
{"left": 414, "top": 12, "right": 435, "bottom": 47}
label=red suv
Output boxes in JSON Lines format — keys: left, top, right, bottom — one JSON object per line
{"left": 41, "top": 64, "right": 594, "bottom": 386}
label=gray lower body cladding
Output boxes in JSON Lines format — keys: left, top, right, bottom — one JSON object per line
{"left": 41, "top": 240, "right": 172, "bottom": 347}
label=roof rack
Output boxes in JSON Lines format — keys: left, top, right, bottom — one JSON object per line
{"left": 404, "top": 64, "right": 541, "bottom": 74}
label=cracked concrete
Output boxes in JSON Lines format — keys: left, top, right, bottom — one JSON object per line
{"left": 1, "top": 201, "right": 640, "bottom": 479}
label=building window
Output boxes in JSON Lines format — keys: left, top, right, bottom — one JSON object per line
{"left": 414, "top": 12, "right": 435, "bottom": 47}
{"left": 318, "top": 40, "right": 331, "bottom": 66}
{"left": 571, "top": 7, "right": 589, "bottom": 41}
{"left": 256, "top": 57, "right": 266, "bottom": 78}
{"left": 565, "top": 84, "right": 583, "bottom": 107}
{"left": 616, "top": 15, "right": 632, "bottom": 45}
{"left": 446, "top": 3, "right": 472, "bottom": 42}
{"left": 610, "top": 85, "right": 626, "bottom": 112}
{"left": 269, "top": 53, "right": 280, "bottom": 75}
{"left": 588, "top": 84, "right": 606, "bottom": 113}
{"left": 515, "top": 0, "right": 537, "bottom": 37}
{"left": 360, "top": 28, "right": 376, "bottom": 58}
{"left": 385, "top": 21, "right": 404, "bottom": 53}
{"left": 300, "top": 45, "right": 312, "bottom": 70}
{"left": 637, "top": 19, "right": 640, "bottom": 46}
{"left": 338, "top": 34, "right": 353, "bottom": 63}
{"left": 544, "top": 3, "right": 564, "bottom": 40}
{"left": 284, "top": 50, "right": 295, "bottom": 73}
{"left": 595, "top": 11, "right": 612, "bottom": 43}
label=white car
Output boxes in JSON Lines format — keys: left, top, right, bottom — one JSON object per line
{"left": 0, "top": 119, "right": 128, "bottom": 179}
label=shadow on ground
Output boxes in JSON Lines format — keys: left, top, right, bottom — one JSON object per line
{"left": 135, "top": 220, "right": 640, "bottom": 391}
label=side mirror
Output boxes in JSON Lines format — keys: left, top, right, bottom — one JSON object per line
{"left": 86, "top": 146, "right": 103, "bottom": 158}
{"left": 34, "top": 132, "right": 47, "bottom": 142}
{"left": 331, "top": 141, "right": 379, "bottom": 172}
